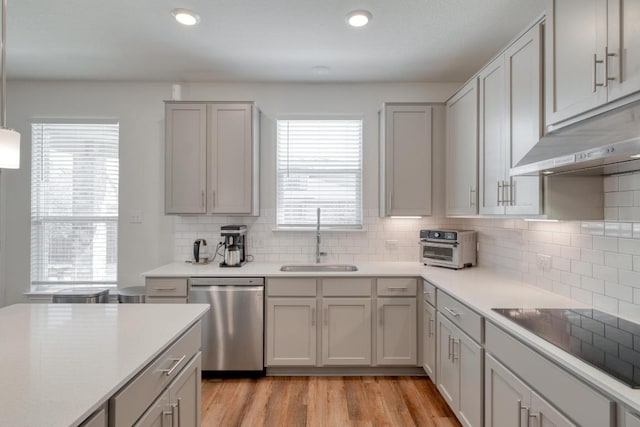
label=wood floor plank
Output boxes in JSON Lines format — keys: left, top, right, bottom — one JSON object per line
{"left": 201, "top": 376, "right": 461, "bottom": 427}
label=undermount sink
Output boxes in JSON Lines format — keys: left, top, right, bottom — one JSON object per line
{"left": 280, "top": 264, "right": 358, "bottom": 272}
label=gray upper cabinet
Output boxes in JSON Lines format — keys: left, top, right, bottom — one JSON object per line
{"left": 546, "top": 0, "right": 640, "bottom": 128}
{"left": 379, "top": 103, "right": 433, "bottom": 217}
{"left": 165, "top": 101, "right": 260, "bottom": 216}
{"left": 445, "top": 80, "right": 479, "bottom": 216}
{"left": 478, "top": 21, "right": 543, "bottom": 216}
{"left": 165, "top": 103, "right": 207, "bottom": 214}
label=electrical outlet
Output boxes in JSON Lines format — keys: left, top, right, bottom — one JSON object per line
{"left": 129, "top": 210, "right": 143, "bottom": 224}
{"left": 385, "top": 240, "right": 398, "bottom": 250}
{"left": 536, "top": 254, "right": 552, "bottom": 271}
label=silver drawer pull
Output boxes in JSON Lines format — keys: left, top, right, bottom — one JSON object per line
{"left": 444, "top": 307, "right": 461, "bottom": 318}
{"left": 155, "top": 287, "right": 177, "bottom": 291}
{"left": 160, "top": 355, "right": 186, "bottom": 376}
{"left": 429, "top": 318, "right": 435, "bottom": 337}
{"left": 388, "top": 287, "right": 408, "bottom": 291}
{"left": 452, "top": 338, "right": 459, "bottom": 361}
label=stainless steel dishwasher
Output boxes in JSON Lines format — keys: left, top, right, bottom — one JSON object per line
{"left": 188, "top": 277, "right": 264, "bottom": 374}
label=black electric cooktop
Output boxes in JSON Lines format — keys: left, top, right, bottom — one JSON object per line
{"left": 493, "top": 308, "right": 640, "bottom": 388}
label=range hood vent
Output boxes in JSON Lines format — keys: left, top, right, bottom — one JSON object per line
{"left": 511, "top": 100, "right": 640, "bottom": 177}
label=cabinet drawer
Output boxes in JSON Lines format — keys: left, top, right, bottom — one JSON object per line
{"left": 437, "top": 290, "right": 482, "bottom": 343}
{"left": 322, "top": 278, "right": 372, "bottom": 296}
{"left": 267, "top": 278, "right": 317, "bottom": 296}
{"left": 485, "top": 322, "right": 615, "bottom": 427}
{"left": 109, "top": 322, "right": 201, "bottom": 427}
{"left": 423, "top": 280, "right": 436, "bottom": 307}
{"left": 377, "top": 278, "right": 417, "bottom": 296}
{"left": 145, "top": 278, "right": 188, "bottom": 297}
{"left": 146, "top": 296, "right": 187, "bottom": 304}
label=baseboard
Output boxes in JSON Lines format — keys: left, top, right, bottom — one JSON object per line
{"left": 266, "top": 366, "right": 427, "bottom": 376}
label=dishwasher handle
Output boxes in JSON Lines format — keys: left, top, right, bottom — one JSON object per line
{"left": 189, "top": 277, "right": 265, "bottom": 286}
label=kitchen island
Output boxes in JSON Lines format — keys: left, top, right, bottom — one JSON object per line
{"left": 0, "top": 303, "right": 209, "bottom": 427}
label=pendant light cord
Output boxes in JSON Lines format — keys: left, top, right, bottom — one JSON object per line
{"left": 1, "top": 0, "right": 7, "bottom": 129}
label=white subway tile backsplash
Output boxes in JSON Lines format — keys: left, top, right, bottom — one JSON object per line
{"left": 571, "top": 287, "right": 594, "bottom": 305}
{"left": 561, "top": 246, "right": 582, "bottom": 260}
{"left": 618, "top": 269, "right": 640, "bottom": 288}
{"left": 581, "top": 222, "right": 604, "bottom": 236}
{"left": 570, "top": 234, "right": 593, "bottom": 249}
{"left": 604, "top": 175, "right": 619, "bottom": 192}
{"left": 571, "top": 260, "right": 593, "bottom": 277}
{"left": 593, "top": 236, "right": 618, "bottom": 252}
{"left": 619, "top": 238, "right": 640, "bottom": 255}
{"left": 582, "top": 276, "right": 605, "bottom": 294}
{"left": 605, "top": 282, "right": 633, "bottom": 302}
{"left": 618, "top": 173, "right": 640, "bottom": 191}
{"left": 594, "top": 264, "right": 619, "bottom": 283}
{"left": 605, "top": 208, "right": 619, "bottom": 221}
{"left": 593, "top": 294, "right": 619, "bottom": 312}
{"left": 581, "top": 249, "right": 604, "bottom": 265}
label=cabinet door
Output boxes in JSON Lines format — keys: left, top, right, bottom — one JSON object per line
{"left": 608, "top": 0, "right": 640, "bottom": 101}
{"left": 530, "top": 391, "right": 577, "bottom": 427}
{"left": 266, "top": 298, "right": 317, "bottom": 366}
{"left": 170, "top": 353, "right": 202, "bottom": 427}
{"left": 479, "top": 55, "right": 506, "bottom": 215}
{"left": 446, "top": 79, "right": 479, "bottom": 216}
{"left": 504, "top": 23, "right": 543, "bottom": 216}
{"left": 485, "top": 354, "right": 530, "bottom": 427}
{"left": 208, "top": 103, "right": 253, "bottom": 214}
{"left": 165, "top": 103, "right": 207, "bottom": 214}
{"left": 457, "top": 325, "right": 483, "bottom": 427}
{"left": 134, "top": 389, "right": 170, "bottom": 427}
{"left": 422, "top": 302, "right": 436, "bottom": 378}
{"left": 382, "top": 104, "right": 432, "bottom": 216}
{"left": 436, "top": 313, "right": 459, "bottom": 411}
{"left": 376, "top": 297, "right": 417, "bottom": 365}
{"left": 545, "top": 0, "right": 608, "bottom": 126}
{"left": 321, "top": 298, "right": 372, "bottom": 365}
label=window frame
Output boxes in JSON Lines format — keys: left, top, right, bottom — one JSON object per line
{"left": 29, "top": 119, "right": 120, "bottom": 291}
{"left": 275, "top": 115, "right": 364, "bottom": 230}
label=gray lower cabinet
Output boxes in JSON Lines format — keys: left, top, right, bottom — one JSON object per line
{"left": 321, "top": 298, "right": 372, "bottom": 365}
{"left": 266, "top": 297, "right": 317, "bottom": 366}
{"left": 135, "top": 352, "right": 202, "bottom": 427}
{"left": 422, "top": 301, "right": 436, "bottom": 378}
{"left": 485, "top": 321, "right": 614, "bottom": 427}
{"left": 485, "top": 353, "right": 575, "bottom": 427}
{"left": 145, "top": 277, "right": 188, "bottom": 304}
{"left": 81, "top": 405, "right": 107, "bottom": 427}
{"left": 109, "top": 322, "right": 202, "bottom": 427}
{"left": 376, "top": 297, "right": 417, "bottom": 366}
{"left": 436, "top": 312, "right": 483, "bottom": 427}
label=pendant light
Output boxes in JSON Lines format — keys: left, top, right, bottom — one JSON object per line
{"left": 0, "top": 0, "right": 19, "bottom": 169}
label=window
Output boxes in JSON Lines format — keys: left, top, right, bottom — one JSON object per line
{"left": 276, "top": 119, "right": 363, "bottom": 229}
{"left": 30, "top": 122, "right": 119, "bottom": 290}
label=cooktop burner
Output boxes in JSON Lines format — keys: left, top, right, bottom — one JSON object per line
{"left": 493, "top": 308, "right": 640, "bottom": 388}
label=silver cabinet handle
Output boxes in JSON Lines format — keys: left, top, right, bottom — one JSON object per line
{"left": 497, "top": 180, "right": 502, "bottom": 206}
{"left": 468, "top": 186, "right": 474, "bottom": 208}
{"left": 452, "top": 338, "right": 459, "bottom": 361}
{"left": 604, "top": 46, "right": 616, "bottom": 87}
{"left": 162, "top": 409, "right": 173, "bottom": 427}
{"left": 528, "top": 411, "right": 539, "bottom": 426}
{"left": 510, "top": 179, "right": 515, "bottom": 206}
{"left": 388, "top": 286, "right": 408, "bottom": 291}
{"left": 444, "top": 307, "right": 461, "bottom": 318}
{"left": 155, "top": 287, "right": 177, "bottom": 291}
{"left": 311, "top": 307, "right": 316, "bottom": 326}
{"left": 448, "top": 335, "right": 453, "bottom": 360}
{"left": 324, "top": 308, "right": 328, "bottom": 326}
{"left": 593, "top": 53, "right": 604, "bottom": 91}
{"left": 201, "top": 190, "right": 205, "bottom": 210}
{"left": 502, "top": 180, "right": 510, "bottom": 205}
{"left": 429, "top": 318, "right": 435, "bottom": 337}
{"left": 160, "top": 355, "right": 186, "bottom": 376}
{"left": 517, "top": 400, "right": 530, "bottom": 427}
{"left": 175, "top": 398, "right": 182, "bottom": 427}
{"left": 379, "top": 306, "right": 384, "bottom": 326}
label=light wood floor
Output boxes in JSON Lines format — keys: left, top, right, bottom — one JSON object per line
{"left": 201, "top": 376, "right": 461, "bottom": 427}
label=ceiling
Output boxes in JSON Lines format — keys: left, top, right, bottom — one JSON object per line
{"left": 9, "top": 0, "right": 545, "bottom": 83}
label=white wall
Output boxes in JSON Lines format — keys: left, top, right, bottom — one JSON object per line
{"left": 1, "top": 80, "right": 459, "bottom": 305}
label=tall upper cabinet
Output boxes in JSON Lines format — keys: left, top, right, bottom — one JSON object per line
{"left": 479, "top": 22, "right": 543, "bottom": 215}
{"left": 546, "top": 0, "right": 640, "bottom": 127}
{"left": 165, "top": 102, "right": 260, "bottom": 216}
{"left": 446, "top": 80, "right": 479, "bottom": 216}
{"left": 379, "top": 103, "right": 433, "bottom": 216}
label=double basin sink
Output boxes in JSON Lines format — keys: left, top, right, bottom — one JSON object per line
{"left": 280, "top": 264, "right": 358, "bottom": 272}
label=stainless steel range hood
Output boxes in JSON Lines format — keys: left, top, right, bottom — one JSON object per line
{"left": 510, "top": 100, "right": 640, "bottom": 176}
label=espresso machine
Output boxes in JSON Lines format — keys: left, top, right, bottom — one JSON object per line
{"left": 220, "top": 225, "right": 247, "bottom": 267}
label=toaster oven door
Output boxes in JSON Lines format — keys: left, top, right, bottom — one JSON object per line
{"left": 421, "top": 241, "right": 459, "bottom": 267}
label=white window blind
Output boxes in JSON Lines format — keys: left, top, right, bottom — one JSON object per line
{"left": 30, "top": 122, "right": 119, "bottom": 289}
{"left": 277, "top": 119, "right": 363, "bottom": 228}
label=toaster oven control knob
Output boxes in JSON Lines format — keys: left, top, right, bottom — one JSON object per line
{"left": 433, "top": 232, "right": 440, "bottom": 238}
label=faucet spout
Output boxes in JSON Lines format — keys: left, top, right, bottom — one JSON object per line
{"left": 315, "top": 207, "right": 326, "bottom": 263}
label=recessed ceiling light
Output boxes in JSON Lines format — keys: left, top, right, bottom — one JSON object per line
{"left": 345, "top": 10, "right": 372, "bottom": 28}
{"left": 171, "top": 8, "right": 200, "bottom": 26}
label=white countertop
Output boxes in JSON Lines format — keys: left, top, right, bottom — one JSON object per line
{"left": 0, "top": 303, "right": 209, "bottom": 427}
{"left": 145, "top": 261, "right": 640, "bottom": 412}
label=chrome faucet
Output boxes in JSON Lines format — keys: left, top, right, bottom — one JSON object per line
{"left": 316, "top": 207, "right": 327, "bottom": 263}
